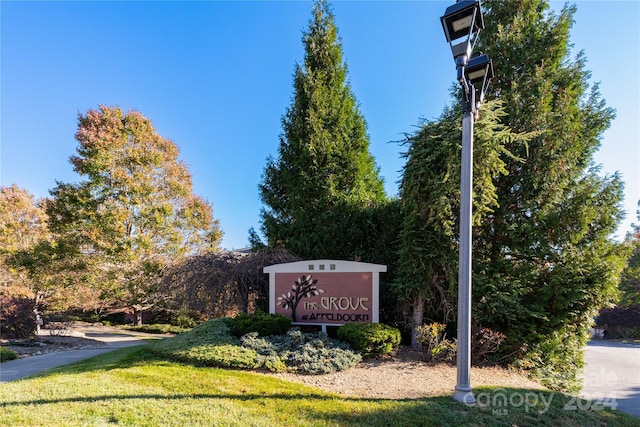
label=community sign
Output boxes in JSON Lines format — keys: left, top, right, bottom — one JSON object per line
{"left": 264, "top": 260, "right": 387, "bottom": 327}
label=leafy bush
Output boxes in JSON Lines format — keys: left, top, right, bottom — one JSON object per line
{"left": 228, "top": 312, "right": 291, "bottom": 337}
{"left": 337, "top": 323, "right": 401, "bottom": 358}
{"left": 240, "top": 328, "right": 361, "bottom": 374}
{"left": 0, "top": 296, "right": 35, "bottom": 339}
{"left": 515, "top": 327, "right": 587, "bottom": 392}
{"left": 415, "top": 322, "right": 456, "bottom": 362}
{"left": 169, "top": 343, "right": 259, "bottom": 369}
{"left": 172, "top": 314, "right": 197, "bottom": 329}
{"left": 0, "top": 346, "right": 18, "bottom": 362}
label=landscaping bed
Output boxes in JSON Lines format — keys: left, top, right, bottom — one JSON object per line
{"left": 1, "top": 335, "right": 106, "bottom": 358}
{"left": 266, "top": 345, "right": 543, "bottom": 399}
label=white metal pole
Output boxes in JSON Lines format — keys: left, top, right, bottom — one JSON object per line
{"left": 453, "top": 108, "right": 476, "bottom": 404}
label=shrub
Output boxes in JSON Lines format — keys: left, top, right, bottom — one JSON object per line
{"left": 149, "top": 318, "right": 259, "bottom": 370}
{"left": 171, "top": 343, "right": 259, "bottom": 369}
{"left": 597, "top": 305, "right": 640, "bottom": 338}
{"left": 337, "top": 323, "right": 401, "bottom": 358}
{"left": 415, "top": 323, "right": 505, "bottom": 364}
{"left": 123, "top": 324, "right": 190, "bottom": 334}
{"left": 471, "top": 326, "right": 506, "bottom": 364}
{"left": 0, "top": 346, "right": 18, "bottom": 362}
{"left": 150, "top": 319, "right": 362, "bottom": 375}
{"left": 228, "top": 312, "right": 291, "bottom": 337}
{"left": 100, "top": 311, "right": 126, "bottom": 325}
{"left": 146, "top": 307, "right": 174, "bottom": 325}
{"left": 0, "top": 296, "right": 35, "bottom": 339}
{"left": 241, "top": 328, "right": 361, "bottom": 374}
{"left": 514, "top": 327, "right": 586, "bottom": 392}
{"left": 47, "top": 321, "right": 71, "bottom": 337}
{"left": 172, "top": 314, "right": 197, "bottom": 329}
{"left": 415, "top": 323, "right": 456, "bottom": 362}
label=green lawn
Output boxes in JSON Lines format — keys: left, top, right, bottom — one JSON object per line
{"left": 1, "top": 346, "right": 638, "bottom": 427}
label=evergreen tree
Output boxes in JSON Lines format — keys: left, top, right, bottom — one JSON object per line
{"left": 259, "top": 0, "right": 388, "bottom": 260}
{"left": 618, "top": 202, "right": 640, "bottom": 307}
{"left": 471, "top": 0, "right": 628, "bottom": 391}
{"left": 396, "top": 0, "right": 627, "bottom": 391}
{"left": 397, "top": 100, "right": 529, "bottom": 347}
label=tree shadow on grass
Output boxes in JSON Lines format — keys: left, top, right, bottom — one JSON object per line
{"left": 2, "top": 389, "right": 636, "bottom": 427}
{"left": 0, "top": 390, "right": 480, "bottom": 427}
{"left": 0, "top": 391, "right": 342, "bottom": 406}
{"left": 8, "top": 348, "right": 638, "bottom": 426}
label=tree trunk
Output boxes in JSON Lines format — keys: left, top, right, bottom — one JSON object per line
{"left": 133, "top": 307, "right": 143, "bottom": 326}
{"left": 410, "top": 291, "right": 424, "bottom": 349}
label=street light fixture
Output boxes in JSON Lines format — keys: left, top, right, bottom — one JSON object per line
{"left": 465, "top": 53, "right": 494, "bottom": 117}
{"left": 440, "top": 0, "right": 493, "bottom": 405}
{"left": 441, "top": 0, "right": 484, "bottom": 66}
{"left": 465, "top": 53, "right": 493, "bottom": 86}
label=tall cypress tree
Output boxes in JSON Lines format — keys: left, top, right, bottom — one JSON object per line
{"left": 259, "top": 0, "right": 387, "bottom": 260}
{"left": 471, "top": 0, "right": 628, "bottom": 391}
{"left": 397, "top": 100, "right": 529, "bottom": 347}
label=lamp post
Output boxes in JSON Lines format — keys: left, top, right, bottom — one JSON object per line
{"left": 440, "top": 0, "right": 493, "bottom": 404}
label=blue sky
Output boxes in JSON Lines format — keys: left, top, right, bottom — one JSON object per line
{"left": 1, "top": 1, "right": 638, "bottom": 250}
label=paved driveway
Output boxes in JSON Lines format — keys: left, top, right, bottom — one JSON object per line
{"left": 0, "top": 325, "right": 161, "bottom": 383}
{"left": 583, "top": 340, "right": 640, "bottom": 418}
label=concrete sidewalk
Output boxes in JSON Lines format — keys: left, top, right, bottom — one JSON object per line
{"left": 0, "top": 325, "right": 166, "bottom": 383}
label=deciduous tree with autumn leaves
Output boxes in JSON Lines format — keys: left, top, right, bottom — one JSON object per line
{"left": 45, "top": 106, "right": 222, "bottom": 324}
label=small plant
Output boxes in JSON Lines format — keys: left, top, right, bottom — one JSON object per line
{"left": 415, "top": 323, "right": 505, "bottom": 364}
{"left": 471, "top": 326, "right": 506, "bottom": 364}
{"left": 228, "top": 312, "right": 291, "bottom": 337}
{"left": 0, "top": 346, "right": 19, "bottom": 362}
{"left": 47, "top": 322, "right": 70, "bottom": 337}
{"left": 416, "top": 322, "right": 456, "bottom": 362}
{"left": 337, "top": 323, "right": 401, "bottom": 358}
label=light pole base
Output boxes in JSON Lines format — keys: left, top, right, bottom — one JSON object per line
{"left": 453, "top": 387, "right": 476, "bottom": 404}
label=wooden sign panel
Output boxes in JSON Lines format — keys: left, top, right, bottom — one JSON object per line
{"left": 264, "top": 260, "right": 386, "bottom": 326}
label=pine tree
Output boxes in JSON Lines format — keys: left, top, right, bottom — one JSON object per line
{"left": 471, "top": 0, "right": 628, "bottom": 391}
{"left": 259, "top": 0, "right": 387, "bottom": 260}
